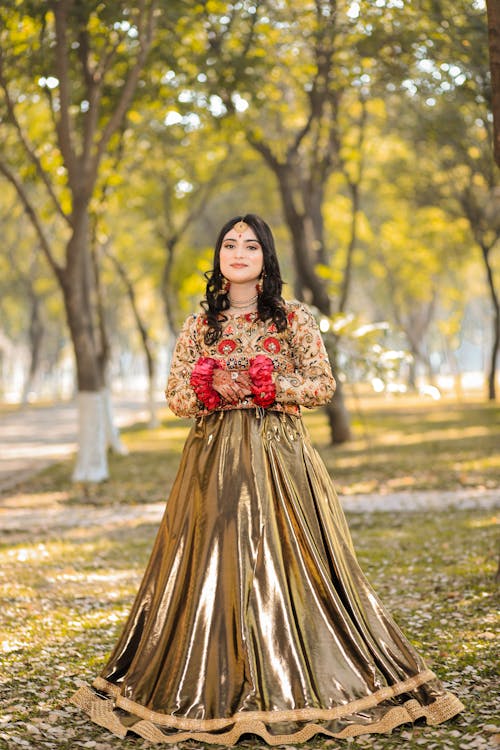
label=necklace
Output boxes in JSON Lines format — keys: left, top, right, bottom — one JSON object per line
{"left": 228, "top": 294, "right": 258, "bottom": 310}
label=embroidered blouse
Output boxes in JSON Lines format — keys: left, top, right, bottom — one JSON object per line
{"left": 165, "top": 300, "right": 336, "bottom": 418}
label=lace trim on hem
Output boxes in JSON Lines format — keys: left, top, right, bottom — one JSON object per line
{"left": 69, "top": 670, "right": 464, "bottom": 745}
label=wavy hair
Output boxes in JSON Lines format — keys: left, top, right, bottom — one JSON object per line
{"left": 201, "top": 214, "right": 287, "bottom": 345}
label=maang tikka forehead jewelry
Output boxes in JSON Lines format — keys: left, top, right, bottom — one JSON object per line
{"left": 234, "top": 220, "right": 249, "bottom": 236}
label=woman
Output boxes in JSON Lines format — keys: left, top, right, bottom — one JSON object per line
{"left": 71, "top": 214, "right": 464, "bottom": 745}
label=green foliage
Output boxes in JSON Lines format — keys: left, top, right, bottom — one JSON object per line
{"left": 0, "top": 0, "right": 496, "bottom": 401}
{"left": 315, "top": 310, "right": 410, "bottom": 388}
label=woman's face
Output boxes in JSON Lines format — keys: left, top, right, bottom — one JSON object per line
{"left": 219, "top": 224, "right": 264, "bottom": 286}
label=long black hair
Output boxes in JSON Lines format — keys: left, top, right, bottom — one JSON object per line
{"left": 201, "top": 214, "right": 287, "bottom": 345}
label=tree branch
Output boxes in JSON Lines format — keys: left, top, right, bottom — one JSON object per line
{"left": 76, "top": 25, "right": 93, "bottom": 91}
{"left": 91, "top": 1, "right": 157, "bottom": 181}
{"left": 486, "top": 0, "right": 500, "bottom": 166}
{"left": 287, "top": 111, "right": 316, "bottom": 161}
{"left": 40, "top": 85, "right": 61, "bottom": 149}
{"left": 246, "top": 131, "right": 281, "bottom": 171}
{"left": 0, "top": 160, "right": 64, "bottom": 281}
{"left": 287, "top": 4, "right": 339, "bottom": 162}
{"left": 177, "top": 148, "right": 233, "bottom": 238}
{"left": 103, "top": 244, "right": 155, "bottom": 379}
{"left": 77, "top": 26, "right": 102, "bottom": 167}
{"left": 78, "top": 23, "right": 133, "bottom": 166}
{"left": 51, "top": 0, "right": 78, "bottom": 183}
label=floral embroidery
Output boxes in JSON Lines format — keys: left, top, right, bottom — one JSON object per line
{"left": 263, "top": 336, "right": 281, "bottom": 354}
{"left": 165, "top": 302, "right": 336, "bottom": 418}
{"left": 218, "top": 339, "right": 237, "bottom": 355}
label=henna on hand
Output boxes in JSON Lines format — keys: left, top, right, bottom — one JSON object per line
{"left": 213, "top": 369, "right": 253, "bottom": 402}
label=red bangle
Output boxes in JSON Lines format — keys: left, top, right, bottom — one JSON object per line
{"left": 249, "top": 354, "right": 276, "bottom": 408}
{"left": 190, "top": 357, "right": 222, "bottom": 410}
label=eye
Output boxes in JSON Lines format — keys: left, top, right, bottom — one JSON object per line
{"left": 223, "top": 242, "right": 235, "bottom": 249}
{"left": 247, "top": 245, "right": 259, "bottom": 251}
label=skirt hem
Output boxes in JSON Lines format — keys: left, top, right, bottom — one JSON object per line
{"left": 69, "top": 672, "right": 464, "bottom": 746}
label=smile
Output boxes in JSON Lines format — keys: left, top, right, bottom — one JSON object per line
{"left": 230, "top": 263, "right": 248, "bottom": 268}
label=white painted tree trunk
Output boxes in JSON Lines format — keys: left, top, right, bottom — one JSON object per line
{"left": 102, "top": 387, "right": 129, "bottom": 455}
{"left": 72, "top": 391, "right": 109, "bottom": 482}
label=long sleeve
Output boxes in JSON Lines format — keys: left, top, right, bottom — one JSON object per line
{"left": 274, "top": 303, "right": 336, "bottom": 408}
{"left": 165, "top": 315, "right": 201, "bottom": 418}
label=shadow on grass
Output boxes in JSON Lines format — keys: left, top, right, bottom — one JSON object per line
{"left": 308, "top": 402, "right": 500, "bottom": 491}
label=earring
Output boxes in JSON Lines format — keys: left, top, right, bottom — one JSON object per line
{"left": 256, "top": 273, "right": 265, "bottom": 296}
{"left": 218, "top": 276, "right": 230, "bottom": 296}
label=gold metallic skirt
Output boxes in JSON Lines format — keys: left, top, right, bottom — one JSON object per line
{"left": 71, "top": 410, "right": 464, "bottom": 745}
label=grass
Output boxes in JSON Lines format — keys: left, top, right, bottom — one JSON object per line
{"left": 3, "top": 397, "right": 498, "bottom": 509}
{"left": 0, "top": 397, "right": 499, "bottom": 749}
{"left": 312, "top": 396, "right": 500, "bottom": 495}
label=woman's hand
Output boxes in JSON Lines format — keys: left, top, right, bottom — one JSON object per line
{"left": 212, "top": 369, "right": 252, "bottom": 402}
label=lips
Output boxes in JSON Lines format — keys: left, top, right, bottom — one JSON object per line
{"left": 230, "top": 263, "right": 248, "bottom": 268}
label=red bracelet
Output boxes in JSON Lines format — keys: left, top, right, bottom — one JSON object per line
{"left": 249, "top": 354, "right": 276, "bottom": 408}
{"left": 190, "top": 357, "right": 223, "bottom": 410}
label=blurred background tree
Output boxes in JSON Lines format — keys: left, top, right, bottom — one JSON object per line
{"left": 0, "top": 0, "right": 496, "bottom": 478}
{"left": 0, "top": 0, "right": 159, "bottom": 480}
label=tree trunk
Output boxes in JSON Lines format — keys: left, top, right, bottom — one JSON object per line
{"left": 72, "top": 391, "right": 108, "bottom": 482}
{"left": 407, "top": 341, "right": 436, "bottom": 390}
{"left": 160, "top": 239, "right": 179, "bottom": 338}
{"left": 273, "top": 167, "right": 352, "bottom": 444}
{"left": 486, "top": 0, "right": 500, "bottom": 167}
{"left": 325, "top": 378, "right": 352, "bottom": 443}
{"left": 63, "top": 225, "right": 102, "bottom": 389}
{"left": 304, "top": 180, "right": 328, "bottom": 265}
{"left": 407, "top": 357, "right": 418, "bottom": 392}
{"left": 276, "top": 165, "right": 332, "bottom": 313}
{"left": 102, "top": 386, "right": 129, "bottom": 454}
{"left": 160, "top": 236, "right": 181, "bottom": 410}
{"left": 62, "top": 214, "right": 109, "bottom": 481}
{"left": 107, "top": 247, "right": 159, "bottom": 428}
{"left": 446, "top": 346, "right": 464, "bottom": 402}
{"left": 21, "top": 294, "right": 44, "bottom": 404}
{"left": 91, "top": 240, "right": 129, "bottom": 450}
{"left": 338, "top": 182, "right": 360, "bottom": 315}
{"left": 481, "top": 243, "right": 500, "bottom": 400}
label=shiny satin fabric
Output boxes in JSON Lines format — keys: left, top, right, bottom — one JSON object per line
{"left": 71, "top": 410, "right": 463, "bottom": 744}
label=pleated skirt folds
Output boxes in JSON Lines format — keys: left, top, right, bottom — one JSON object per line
{"left": 70, "top": 409, "right": 463, "bottom": 744}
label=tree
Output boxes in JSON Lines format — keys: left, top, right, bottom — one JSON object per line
{"left": 0, "top": 191, "right": 69, "bottom": 402}
{"left": 0, "top": 1, "right": 157, "bottom": 480}
{"left": 359, "top": 0, "right": 499, "bottom": 399}
{"left": 103, "top": 244, "right": 158, "bottom": 428}
{"left": 126, "top": 121, "right": 239, "bottom": 342}
{"left": 402, "top": 0, "right": 499, "bottom": 399}
{"left": 173, "top": 0, "right": 394, "bottom": 443}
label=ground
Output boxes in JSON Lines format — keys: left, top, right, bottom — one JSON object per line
{"left": 0, "top": 395, "right": 498, "bottom": 750}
